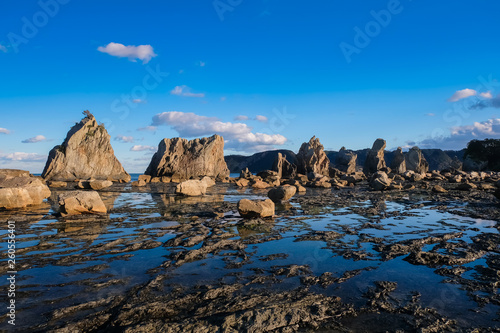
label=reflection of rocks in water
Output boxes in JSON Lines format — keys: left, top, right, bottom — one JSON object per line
{"left": 57, "top": 220, "right": 106, "bottom": 242}
{"left": 98, "top": 191, "right": 121, "bottom": 211}
{"left": 152, "top": 193, "right": 230, "bottom": 218}
{"left": 0, "top": 200, "right": 51, "bottom": 223}
{"left": 237, "top": 219, "right": 275, "bottom": 238}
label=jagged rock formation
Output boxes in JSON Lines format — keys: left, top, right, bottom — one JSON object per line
{"left": 0, "top": 169, "right": 51, "bottom": 209}
{"left": 405, "top": 146, "right": 429, "bottom": 174}
{"left": 335, "top": 147, "right": 357, "bottom": 174}
{"left": 42, "top": 111, "right": 130, "bottom": 182}
{"left": 296, "top": 136, "right": 330, "bottom": 176}
{"left": 145, "top": 135, "right": 229, "bottom": 180}
{"left": 363, "top": 139, "right": 387, "bottom": 175}
{"left": 272, "top": 153, "right": 297, "bottom": 179}
{"left": 391, "top": 147, "right": 406, "bottom": 174}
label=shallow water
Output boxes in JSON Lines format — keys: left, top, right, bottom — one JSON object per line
{"left": 0, "top": 183, "right": 499, "bottom": 331}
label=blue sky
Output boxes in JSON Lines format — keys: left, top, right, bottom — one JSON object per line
{"left": 1, "top": 0, "right": 499, "bottom": 173}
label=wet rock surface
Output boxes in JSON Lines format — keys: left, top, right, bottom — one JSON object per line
{"left": 1, "top": 178, "right": 500, "bottom": 332}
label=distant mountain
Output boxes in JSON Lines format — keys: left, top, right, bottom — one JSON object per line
{"left": 225, "top": 150, "right": 297, "bottom": 173}
{"left": 225, "top": 148, "right": 466, "bottom": 174}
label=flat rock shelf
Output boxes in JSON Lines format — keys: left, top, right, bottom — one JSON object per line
{"left": 1, "top": 182, "right": 499, "bottom": 332}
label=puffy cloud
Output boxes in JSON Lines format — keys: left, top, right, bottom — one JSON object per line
{"left": 255, "top": 115, "right": 268, "bottom": 123}
{"left": 425, "top": 113, "right": 435, "bottom": 117}
{"left": 447, "top": 88, "right": 477, "bottom": 102}
{"left": 170, "top": 85, "right": 205, "bottom": 98}
{"left": 0, "top": 128, "right": 11, "bottom": 134}
{"left": 0, "top": 152, "right": 46, "bottom": 162}
{"left": 151, "top": 111, "right": 287, "bottom": 152}
{"left": 198, "top": 61, "right": 206, "bottom": 67}
{"left": 137, "top": 126, "right": 157, "bottom": 132}
{"left": 115, "top": 135, "right": 134, "bottom": 143}
{"left": 418, "top": 118, "right": 500, "bottom": 150}
{"left": 22, "top": 135, "right": 47, "bottom": 143}
{"left": 234, "top": 115, "right": 249, "bottom": 121}
{"left": 480, "top": 91, "right": 493, "bottom": 99}
{"left": 130, "top": 145, "right": 156, "bottom": 152}
{"left": 97, "top": 42, "right": 157, "bottom": 64}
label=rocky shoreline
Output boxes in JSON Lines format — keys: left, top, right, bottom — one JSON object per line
{"left": 1, "top": 111, "right": 500, "bottom": 332}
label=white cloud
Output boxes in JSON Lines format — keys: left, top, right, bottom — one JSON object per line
{"left": 0, "top": 152, "right": 46, "bottom": 162}
{"left": 0, "top": 44, "right": 7, "bottom": 53}
{"left": 255, "top": 115, "right": 268, "bottom": 123}
{"left": 234, "top": 115, "right": 249, "bottom": 121}
{"left": 130, "top": 145, "right": 156, "bottom": 152}
{"left": 418, "top": 118, "right": 500, "bottom": 150}
{"left": 132, "top": 99, "right": 146, "bottom": 104}
{"left": 425, "top": 113, "right": 435, "bottom": 117}
{"left": 22, "top": 135, "right": 46, "bottom": 143}
{"left": 137, "top": 126, "right": 157, "bottom": 132}
{"left": 170, "top": 85, "right": 205, "bottom": 98}
{"left": 480, "top": 91, "right": 493, "bottom": 99}
{"left": 198, "top": 61, "right": 206, "bottom": 67}
{"left": 151, "top": 111, "right": 287, "bottom": 152}
{"left": 97, "top": 42, "right": 157, "bottom": 64}
{"left": 448, "top": 88, "right": 477, "bottom": 102}
{"left": 115, "top": 135, "right": 134, "bottom": 143}
{"left": 220, "top": 96, "right": 227, "bottom": 101}
{"left": 0, "top": 128, "right": 11, "bottom": 134}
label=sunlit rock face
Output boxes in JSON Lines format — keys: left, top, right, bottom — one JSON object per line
{"left": 42, "top": 111, "right": 130, "bottom": 182}
{"left": 145, "top": 134, "right": 229, "bottom": 180}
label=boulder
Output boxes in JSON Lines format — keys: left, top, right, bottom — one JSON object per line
{"left": 47, "top": 181, "right": 67, "bottom": 188}
{"left": 390, "top": 147, "right": 406, "bottom": 174}
{"left": 0, "top": 170, "right": 51, "bottom": 209}
{"left": 131, "top": 180, "right": 147, "bottom": 187}
{"left": 138, "top": 175, "right": 152, "bottom": 183}
{"left": 57, "top": 191, "right": 107, "bottom": 216}
{"left": 252, "top": 180, "right": 271, "bottom": 189}
{"left": 200, "top": 176, "right": 216, "bottom": 188}
{"left": 405, "top": 147, "right": 429, "bottom": 174}
{"left": 267, "top": 185, "right": 297, "bottom": 203}
{"left": 42, "top": 111, "right": 130, "bottom": 182}
{"left": 88, "top": 180, "right": 113, "bottom": 190}
{"left": 296, "top": 136, "right": 330, "bottom": 176}
{"left": 335, "top": 147, "right": 357, "bottom": 174}
{"left": 237, "top": 199, "right": 275, "bottom": 218}
{"left": 145, "top": 134, "right": 229, "bottom": 180}
{"left": 363, "top": 139, "right": 387, "bottom": 175}
{"left": 272, "top": 153, "right": 297, "bottom": 179}
{"left": 257, "top": 170, "right": 281, "bottom": 186}
{"left": 432, "top": 185, "right": 448, "bottom": 193}
{"left": 175, "top": 180, "right": 207, "bottom": 196}
{"left": 235, "top": 178, "right": 250, "bottom": 187}
{"left": 369, "top": 171, "right": 391, "bottom": 191}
